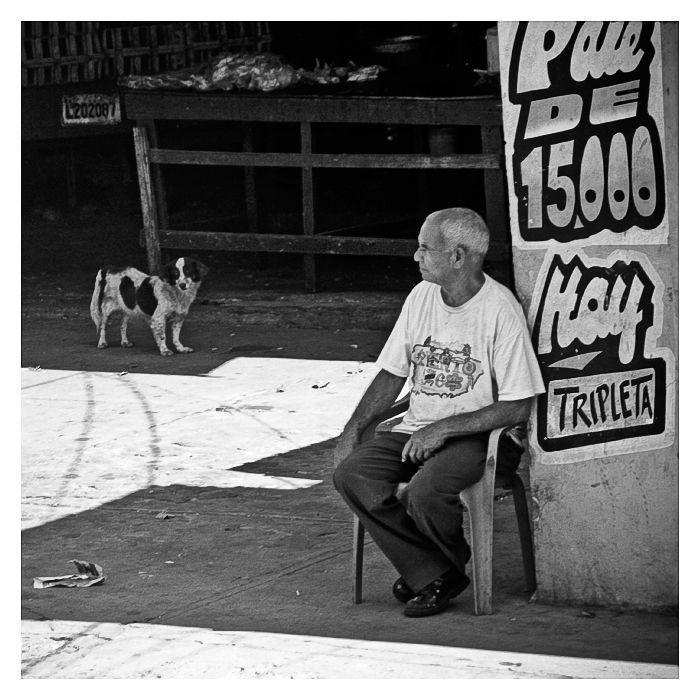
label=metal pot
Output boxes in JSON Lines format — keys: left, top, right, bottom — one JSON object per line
{"left": 372, "top": 34, "right": 427, "bottom": 69}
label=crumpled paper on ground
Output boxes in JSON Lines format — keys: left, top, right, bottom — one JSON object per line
{"left": 33, "top": 560, "right": 105, "bottom": 589}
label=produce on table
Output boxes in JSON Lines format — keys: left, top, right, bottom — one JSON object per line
{"left": 120, "top": 52, "right": 384, "bottom": 92}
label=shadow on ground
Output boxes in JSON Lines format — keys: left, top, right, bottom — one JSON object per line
{"left": 21, "top": 437, "right": 679, "bottom": 665}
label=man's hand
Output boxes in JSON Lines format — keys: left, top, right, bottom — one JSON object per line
{"left": 399, "top": 397, "right": 533, "bottom": 465}
{"left": 401, "top": 423, "right": 447, "bottom": 465}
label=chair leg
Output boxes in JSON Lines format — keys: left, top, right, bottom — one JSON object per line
{"left": 352, "top": 515, "right": 365, "bottom": 603}
{"left": 510, "top": 473, "right": 537, "bottom": 592}
{"left": 461, "top": 429, "right": 500, "bottom": 615}
{"left": 464, "top": 476, "right": 494, "bottom": 615}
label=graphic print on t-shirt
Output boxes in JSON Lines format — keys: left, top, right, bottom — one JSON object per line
{"left": 410, "top": 336, "right": 484, "bottom": 398}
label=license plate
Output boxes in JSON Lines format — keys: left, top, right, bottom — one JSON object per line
{"left": 61, "top": 94, "right": 121, "bottom": 126}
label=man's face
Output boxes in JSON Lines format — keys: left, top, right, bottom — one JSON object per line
{"left": 413, "top": 220, "right": 454, "bottom": 285}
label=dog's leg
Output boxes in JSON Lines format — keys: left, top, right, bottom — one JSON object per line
{"left": 120, "top": 315, "right": 134, "bottom": 348}
{"left": 171, "top": 316, "right": 193, "bottom": 353}
{"left": 150, "top": 312, "right": 173, "bottom": 356}
{"left": 97, "top": 308, "right": 110, "bottom": 349}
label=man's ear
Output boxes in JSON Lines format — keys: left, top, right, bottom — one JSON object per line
{"left": 452, "top": 245, "right": 467, "bottom": 267}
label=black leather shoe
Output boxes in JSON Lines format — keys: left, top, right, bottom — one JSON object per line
{"left": 392, "top": 577, "right": 415, "bottom": 604}
{"left": 403, "top": 570, "right": 470, "bottom": 618}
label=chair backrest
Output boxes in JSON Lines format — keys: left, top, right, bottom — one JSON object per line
{"left": 495, "top": 425, "right": 526, "bottom": 475}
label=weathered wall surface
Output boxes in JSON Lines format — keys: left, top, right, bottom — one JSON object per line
{"left": 499, "top": 21, "right": 678, "bottom": 609}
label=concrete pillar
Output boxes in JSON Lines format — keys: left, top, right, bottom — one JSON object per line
{"left": 498, "top": 21, "right": 678, "bottom": 610}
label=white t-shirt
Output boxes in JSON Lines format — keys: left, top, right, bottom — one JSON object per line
{"left": 376, "top": 276, "right": 545, "bottom": 434}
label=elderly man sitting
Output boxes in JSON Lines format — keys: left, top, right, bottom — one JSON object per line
{"left": 333, "top": 207, "right": 544, "bottom": 617}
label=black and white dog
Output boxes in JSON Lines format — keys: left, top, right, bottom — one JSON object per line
{"left": 90, "top": 257, "right": 208, "bottom": 356}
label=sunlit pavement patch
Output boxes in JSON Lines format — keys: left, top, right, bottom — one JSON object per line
{"left": 21, "top": 619, "right": 678, "bottom": 679}
{"left": 22, "top": 359, "right": 379, "bottom": 530}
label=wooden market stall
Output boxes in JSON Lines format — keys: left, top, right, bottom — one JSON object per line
{"left": 21, "top": 21, "right": 272, "bottom": 205}
{"left": 123, "top": 89, "right": 508, "bottom": 292}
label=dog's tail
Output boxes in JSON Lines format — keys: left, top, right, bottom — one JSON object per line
{"left": 89, "top": 269, "right": 106, "bottom": 335}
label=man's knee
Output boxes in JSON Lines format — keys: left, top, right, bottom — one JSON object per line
{"left": 332, "top": 461, "right": 345, "bottom": 493}
{"left": 405, "top": 465, "right": 461, "bottom": 515}
{"left": 406, "top": 477, "right": 448, "bottom": 507}
{"left": 416, "top": 440, "right": 486, "bottom": 495}
{"left": 332, "top": 451, "right": 360, "bottom": 494}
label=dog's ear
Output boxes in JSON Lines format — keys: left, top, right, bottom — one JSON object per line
{"left": 162, "top": 261, "right": 179, "bottom": 286}
{"left": 193, "top": 260, "right": 209, "bottom": 280}
{"left": 185, "top": 258, "right": 209, "bottom": 281}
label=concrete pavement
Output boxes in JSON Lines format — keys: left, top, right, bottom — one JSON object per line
{"left": 22, "top": 360, "right": 378, "bottom": 529}
{"left": 22, "top": 619, "right": 677, "bottom": 679}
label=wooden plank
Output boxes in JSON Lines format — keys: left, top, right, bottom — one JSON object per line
{"left": 301, "top": 121, "right": 317, "bottom": 292}
{"left": 242, "top": 124, "right": 259, "bottom": 232}
{"left": 130, "top": 27, "right": 142, "bottom": 75}
{"left": 318, "top": 216, "right": 418, "bottom": 238}
{"left": 145, "top": 120, "right": 169, "bottom": 228}
{"left": 66, "top": 22, "right": 79, "bottom": 83}
{"left": 114, "top": 26, "right": 124, "bottom": 77}
{"left": 184, "top": 22, "right": 195, "bottom": 69}
{"left": 159, "top": 230, "right": 418, "bottom": 256}
{"left": 132, "top": 126, "right": 162, "bottom": 274}
{"left": 49, "top": 22, "right": 61, "bottom": 85}
{"left": 413, "top": 126, "right": 430, "bottom": 215}
{"left": 149, "top": 148, "right": 501, "bottom": 170}
{"left": 149, "top": 24, "right": 160, "bottom": 74}
{"left": 241, "top": 122, "right": 265, "bottom": 271}
{"left": 84, "top": 22, "right": 96, "bottom": 81}
{"left": 21, "top": 23, "right": 28, "bottom": 86}
{"left": 31, "top": 22, "right": 45, "bottom": 87}
{"left": 481, "top": 125, "right": 511, "bottom": 283}
{"left": 123, "top": 91, "right": 503, "bottom": 126}
{"left": 216, "top": 21, "right": 228, "bottom": 54}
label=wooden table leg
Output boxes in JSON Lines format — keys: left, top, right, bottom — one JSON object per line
{"left": 133, "top": 125, "right": 162, "bottom": 275}
{"left": 481, "top": 125, "right": 512, "bottom": 287}
{"left": 301, "top": 121, "right": 317, "bottom": 293}
{"left": 146, "top": 120, "right": 169, "bottom": 230}
{"left": 243, "top": 122, "right": 265, "bottom": 269}
{"left": 413, "top": 126, "right": 430, "bottom": 215}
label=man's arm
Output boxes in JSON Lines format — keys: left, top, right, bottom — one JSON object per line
{"left": 401, "top": 397, "right": 532, "bottom": 465}
{"left": 333, "top": 369, "right": 406, "bottom": 467}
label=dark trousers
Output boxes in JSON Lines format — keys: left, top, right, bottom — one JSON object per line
{"left": 333, "top": 431, "right": 488, "bottom": 593}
